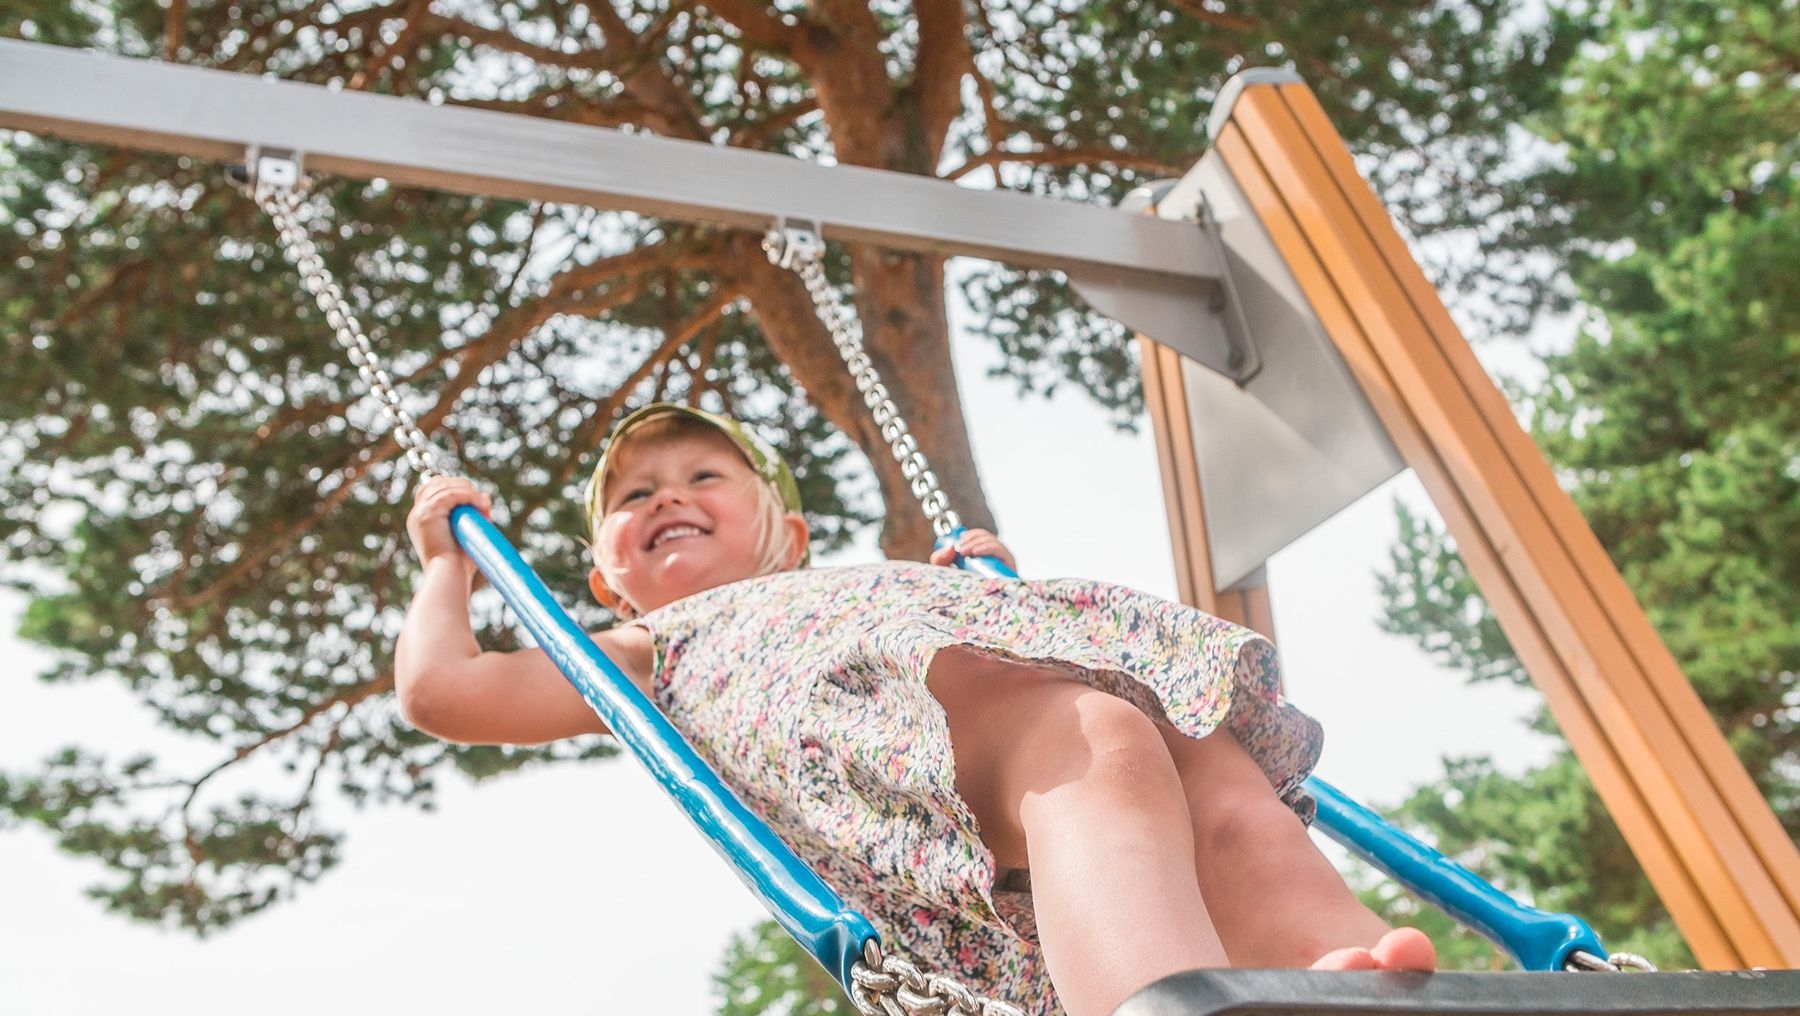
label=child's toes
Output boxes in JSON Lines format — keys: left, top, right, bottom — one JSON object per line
{"left": 1370, "top": 928, "right": 1436, "bottom": 972}
{"left": 1309, "top": 946, "right": 1378, "bottom": 971}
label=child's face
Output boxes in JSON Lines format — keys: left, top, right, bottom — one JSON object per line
{"left": 593, "top": 428, "right": 779, "bottom": 614}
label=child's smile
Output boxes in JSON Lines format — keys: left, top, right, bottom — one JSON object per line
{"left": 645, "top": 522, "right": 708, "bottom": 550}
{"left": 595, "top": 429, "right": 777, "bottom": 612}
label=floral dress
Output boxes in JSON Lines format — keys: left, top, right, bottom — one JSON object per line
{"left": 629, "top": 562, "right": 1322, "bottom": 1016}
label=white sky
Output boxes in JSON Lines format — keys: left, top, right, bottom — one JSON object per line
{"left": 0, "top": 265, "right": 1561, "bottom": 1014}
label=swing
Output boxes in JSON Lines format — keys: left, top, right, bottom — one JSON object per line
{"left": 240, "top": 156, "right": 1800, "bottom": 1016}
{"left": 3, "top": 29, "right": 1785, "bottom": 1008}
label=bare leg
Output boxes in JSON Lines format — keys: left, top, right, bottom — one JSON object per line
{"left": 928, "top": 649, "right": 1223, "bottom": 1016}
{"left": 1157, "top": 724, "right": 1435, "bottom": 971}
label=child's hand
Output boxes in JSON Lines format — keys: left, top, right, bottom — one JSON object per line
{"left": 929, "top": 529, "right": 1016, "bottom": 572}
{"left": 406, "top": 476, "right": 493, "bottom": 579}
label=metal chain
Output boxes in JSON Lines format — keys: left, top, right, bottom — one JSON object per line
{"left": 245, "top": 158, "right": 449, "bottom": 480}
{"left": 763, "top": 222, "right": 962, "bottom": 539}
{"left": 850, "top": 939, "right": 1027, "bottom": 1016}
{"left": 1564, "top": 949, "right": 1658, "bottom": 973}
{"left": 764, "top": 225, "right": 1025, "bottom": 1013}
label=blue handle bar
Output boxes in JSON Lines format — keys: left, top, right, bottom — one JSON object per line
{"left": 1305, "top": 777, "right": 1604, "bottom": 970}
{"left": 452, "top": 511, "right": 1601, "bottom": 980}
{"left": 448, "top": 505, "right": 878, "bottom": 989}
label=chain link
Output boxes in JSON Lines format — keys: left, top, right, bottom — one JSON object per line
{"left": 765, "top": 225, "right": 1024, "bottom": 1012}
{"left": 763, "top": 223, "right": 962, "bottom": 539}
{"left": 1564, "top": 949, "right": 1658, "bottom": 973}
{"left": 246, "top": 162, "right": 449, "bottom": 480}
{"left": 850, "top": 940, "right": 1026, "bottom": 1016}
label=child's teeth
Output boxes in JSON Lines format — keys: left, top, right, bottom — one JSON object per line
{"left": 655, "top": 526, "right": 700, "bottom": 548}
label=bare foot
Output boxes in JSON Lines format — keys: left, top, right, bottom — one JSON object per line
{"left": 1370, "top": 928, "right": 1436, "bottom": 971}
{"left": 1309, "top": 947, "right": 1378, "bottom": 971}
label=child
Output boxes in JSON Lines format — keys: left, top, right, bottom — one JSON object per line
{"left": 398, "top": 402, "right": 1433, "bottom": 1016}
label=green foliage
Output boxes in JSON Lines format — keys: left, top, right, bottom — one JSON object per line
{"left": 1373, "top": 0, "right": 1798, "bottom": 965}
{"left": 961, "top": 0, "right": 1594, "bottom": 412}
{"left": 1376, "top": 500, "right": 1529, "bottom": 692}
{"left": 712, "top": 919, "right": 849, "bottom": 1016}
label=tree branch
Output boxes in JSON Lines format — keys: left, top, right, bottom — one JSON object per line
{"left": 545, "top": 284, "right": 740, "bottom": 496}
{"left": 695, "top": 0, "right": 805, "bottom": 56}
{"left": 456, "top": 91, "right": 656, "bottom": 131}
{"left": 158, "top": 438, "right": 399, "bottom": 613}
{"left": 908, "top": 0, "right": 974, "bottom": 167}
{"left": 728, "top": 98, "right": 821, "bottom": 147}
{"left": 1163, "top": 0, "right": 1262, "bottom": 35}
{"left": 346, "top": 0, "right": 434, "bottom": 92}
{"left": 578, "top": 2, "right": 712, "bottom": 140}
{"left": 420, "top": 11, "right": 613, "bottom": 75}
{"left": 688, "top": 319, "right": 723, "bottom": 406}
{"left": 408, "top": 240, "right": 707, "bottom": 445}
{"left": 178, "top": 672, "right": 395, "bottom": 818}
{"left": 164, "top": 0, "right": 189, "bottom": 62}
{"left": 943, "top": 145, "right": 1184, "bottom": 181}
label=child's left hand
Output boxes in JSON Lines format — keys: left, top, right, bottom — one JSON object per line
{"left": 929, "top": 529, "right": 1017, "bottom": 572}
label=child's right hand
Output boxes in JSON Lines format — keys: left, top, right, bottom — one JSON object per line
{"left": 406, "top": 476, "right": 493, "bottom": 578}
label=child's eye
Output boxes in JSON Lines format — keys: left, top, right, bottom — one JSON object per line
{"left": 618, "top": 487, "right": 651, "bottom": 504}
{"left": 692, "top": 469, "right": 722, "bottom": 482}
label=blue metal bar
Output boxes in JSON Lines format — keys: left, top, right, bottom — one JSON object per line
{"left": 1306, "top": 777, "right": 1605, "bottom": 970}
{"left": 940, "top": 527, "right": 1606, "bottom": 970}
{"left": 448, "top": 505, "right": 878, "bottom": 989}
{"left": 453, "top": 511, "right": 1606, "bottom": 980}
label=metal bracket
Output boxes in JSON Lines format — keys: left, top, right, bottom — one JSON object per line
{"left": 1194, "top": 193, "right": 1261, "bottom": 383}
{"left": 767, "top": 216, "right": 825, "bottom": 270}
{"left": 230, "top": 145, "right": 306, "bottom": 192}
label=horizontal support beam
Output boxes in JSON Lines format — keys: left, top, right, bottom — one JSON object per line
{"left": 0, "top": 39, "right": 1219, "bottom": 288}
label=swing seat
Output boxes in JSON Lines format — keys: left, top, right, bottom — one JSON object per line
{"left": 1113, "top": 968, "right": 1800, "bottom": 1016}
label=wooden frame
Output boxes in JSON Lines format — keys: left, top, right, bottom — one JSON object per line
{"left": 1143, "top": 76, "right": 1800, "bottom": 968}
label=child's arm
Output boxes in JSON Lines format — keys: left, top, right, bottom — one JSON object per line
{"left": 395, "top": 477, "right": 654, "bottom": 745}
{"left": 927, "top": 528, "right": 1017, "bottom": 572}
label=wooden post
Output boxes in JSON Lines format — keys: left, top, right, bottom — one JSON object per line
{"left": 1158, "top": 76, "right": 1800, "bottom": 968}
{"left": 1139, "top": 335, "right": 1276, "bottom": 642}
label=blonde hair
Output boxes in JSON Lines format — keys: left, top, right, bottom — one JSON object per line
{"left": 587, "top": 416, "right": 804, "bottom": 615}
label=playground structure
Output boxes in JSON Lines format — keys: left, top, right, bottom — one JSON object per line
{"left": 4, "top": 36, "right": 1799, "bottom": 1014}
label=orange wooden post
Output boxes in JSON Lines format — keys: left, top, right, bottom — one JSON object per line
{"left": 1139, "top": 335, "right": 1277, "bottom": 642}
{"left": 1145, "top": 75, "right": 1800, "bottom": 968}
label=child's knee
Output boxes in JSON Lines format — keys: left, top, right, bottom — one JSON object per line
{"left": 1160, "top": 726, "right": 1302, "bottom": 858}
{"left": 1190, "top": 773, "right": 1305, "bottom": 865}
{"left": 1016, "top": 690, "right": 1176, "bottom": 798}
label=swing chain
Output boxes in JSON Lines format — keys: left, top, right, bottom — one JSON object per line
{"left": 851, "top": 939, "right": 1027, "bottom": 1016}
{"left": 762, "top": 219, "right": 962, "bottom": 539}
{"left": 239, "top": 149, "right": 449, "bottom": 480}
{"left": 1564, "top": 949, "right": 1658, "bottom": 973}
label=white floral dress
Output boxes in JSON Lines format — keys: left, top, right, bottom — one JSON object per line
{"left": 630, "top": 562, "right": 1322, "bottom": 1015}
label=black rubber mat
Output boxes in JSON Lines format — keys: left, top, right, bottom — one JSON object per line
{"left": 1112, "top": 969, "right": 1800, "bottom": 1015}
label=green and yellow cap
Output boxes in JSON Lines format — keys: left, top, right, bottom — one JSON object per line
{"left": 584, "top": 402, "right": 804, "bottom": 528}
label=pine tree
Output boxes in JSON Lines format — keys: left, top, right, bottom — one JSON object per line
{"left": 1, "top": 0, "right": 1581, "bottom": 938}
{"left": 712, "top": 920, "right": 851, "bottom": 1016}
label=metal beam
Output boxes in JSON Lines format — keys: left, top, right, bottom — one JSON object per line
{"left": 0, "top": 38, "right": 1219, "bottom": 288}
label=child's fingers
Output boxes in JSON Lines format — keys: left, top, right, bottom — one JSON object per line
{"left": 955, "top": 531, "right": 1015, "bottom": 569}
{"left": 413, "top": 477, "right": 492, "bottom": 515}
{"left": 959, "top": 534, "right": 1001, "bottom": 556}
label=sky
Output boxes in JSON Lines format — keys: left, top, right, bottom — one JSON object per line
{"left": 0, "top": 285, "right": 1564, "bottom": 1014}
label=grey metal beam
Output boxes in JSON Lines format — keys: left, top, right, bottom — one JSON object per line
{"left": 0, "top": 38, "right": 1219, "bottom": 287}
